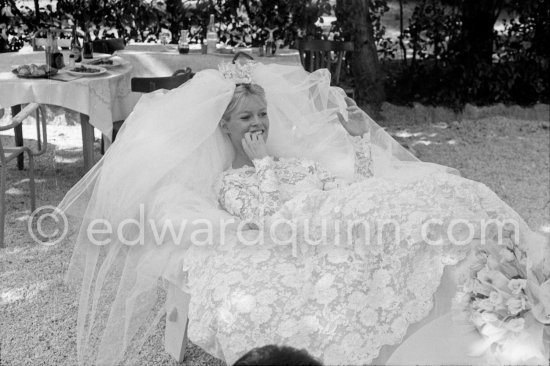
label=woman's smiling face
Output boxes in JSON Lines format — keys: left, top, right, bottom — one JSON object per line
{"left": 221, "top": 94, "right": 270, "bottom": 149}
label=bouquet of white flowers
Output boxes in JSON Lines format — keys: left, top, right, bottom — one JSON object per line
{"left": 453, "top": 230, "right": 550, "bottom": 364}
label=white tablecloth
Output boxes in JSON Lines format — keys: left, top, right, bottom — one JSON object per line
{"left": 115, "top": 46, "right": 302, "bottom": 77}
{"left": 0, "top": 51, "right": 134, "bottom": 138}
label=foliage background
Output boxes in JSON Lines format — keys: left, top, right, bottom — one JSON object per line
{"left": 0, "top": 0, "right": 548, "bottom": 108}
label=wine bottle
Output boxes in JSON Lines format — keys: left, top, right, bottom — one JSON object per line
{"left": 206, "top": 14, "right": 217, "bottom": 54}
{"left": 71, "top": 24, "right": 82, "bottom": 63}
{"left": 82, "top": 31, "right": 93, "bottom": 59}
{"left": 45, "top": 31, "right": 53, "bottom": 67}
{"left": 51, "top": 35, "right": 65, "bottom": 69}
{"left": 178, "top": 30, "right": 189, "bottom": 54}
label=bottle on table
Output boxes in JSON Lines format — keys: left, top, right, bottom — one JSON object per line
{"left": 45, "top": 31, "right": 53, "bottom": 66}
{"left": 265, "top": 27, "right": 278, "bottom": 57}
{"left": 206, "top": 14, "right": 218, "bottom": 54}
{"left": 44, "top": 30, "right": 64, "bottom": 69}
{"left": 69, "top": 53, "right": 75, "bottom": 68}
{"left": 51, "top": 35, "right": 65, "bottom": 68}
{"left": 82, "top": 30, "right": 93, "bottom": 59}
{"left": 70, "top": 24, "right": 82, "bottom": 63}
{"left": 178, "top": 30, "right": 190, "bottom": 54}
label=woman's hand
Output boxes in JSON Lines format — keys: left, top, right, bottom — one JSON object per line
{"left": 242, "top": 132, "right": 269, "bottom": 161}
{"left": 336, "top": 97, "right": 370, "bottom": 137}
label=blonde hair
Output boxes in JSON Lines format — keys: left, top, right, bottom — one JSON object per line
{"left": 222, "top": 84, "right": 267, "bottom": 121}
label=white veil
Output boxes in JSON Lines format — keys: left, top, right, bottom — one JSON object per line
{"left": 59, "top": 63, "right": 458, "bottom": 365}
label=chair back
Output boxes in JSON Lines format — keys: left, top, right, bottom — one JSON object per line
{"left": 131, "top": 69, "right": 194, "bottom": 93}
{"left": 296, "top": 40, "right": 354, "bottom": 85}
{"left": 92, "top": 38, "right": 126, "bottom": 54}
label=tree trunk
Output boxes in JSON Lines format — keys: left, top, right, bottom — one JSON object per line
{"left": 460, "top": 0, "right": 503, "bottom": 67}
{"left": 34, "top": 0, "right": 40, "bottom": 24}
{"left": 341, "top": 0, "right": 385, "bottom": 107}
{"left": 166, "top": 0, "right": 184, "bottom": 44}
{"left": 532, "top": 0, "right": 550, "bottom": 58}
{"left": 398, "top": 0, "right": 407, "bottom": 66}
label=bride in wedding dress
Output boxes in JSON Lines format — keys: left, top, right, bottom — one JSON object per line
{"left": 59, "top": 61, "right": 549, "bottom": 365}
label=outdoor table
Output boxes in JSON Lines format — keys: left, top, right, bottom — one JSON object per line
{"left": 0, "top": 50, "right": 134, "bottom": 171}
{"left": 116, "top": 44, "right": 303, "bottom": 77}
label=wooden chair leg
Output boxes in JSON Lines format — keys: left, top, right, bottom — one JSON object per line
{"left": 101, "top": 120, "right": 122, "bottom": 155}
{"left": 112, "top": 120, "right": 124, "bottom": 142}
{"left": 11, "top": 105, "right": 24, "bottom": 170}
{"left": 35, "top": 109, "right": 42, "bottom": 152}
{"left": 0, "top": 165, "right": 6, "bottom": 248}
{"left": 164, "top": 283, "right": 190, "bottom": 363}
{"left": 26, "top": 152, "right": 36, "bottom": 211}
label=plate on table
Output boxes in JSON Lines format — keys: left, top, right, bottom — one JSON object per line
{"left": 12, "top": 64, "right": 58, "bottom": 79}
{"left": 215, "top": 47, "right": 235, "bottom": 55}
{"left": 82, "top": 57, "right": 127, "bottom": 69}
{"left": 66, "top": 65, "right": 107, "bottom": 76}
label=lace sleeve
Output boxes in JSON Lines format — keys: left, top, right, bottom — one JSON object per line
{"left": 217, "top": 157, "right": 282, "bottom": 224}
{"left": 217, "top": 169, "right": 258, "bottom": 223}
{"left": 350, "top": 134, "right": 374, "bottom": 180}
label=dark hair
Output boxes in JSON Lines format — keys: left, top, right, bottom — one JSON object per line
{"left": 232, "top": 345, "right": 323, "bottom": 366}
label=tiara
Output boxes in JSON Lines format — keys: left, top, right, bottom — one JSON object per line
{"left": 218, "top": 60, "right": 256, "bottom": 84}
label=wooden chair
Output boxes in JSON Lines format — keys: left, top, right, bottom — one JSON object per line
{"left": 92, "top": 38, "right": 126, "bottom": 54}
{"left": 164, "top": 52, "right": 260, "bottom": 363}
{"left": 130, "top": 68, "right": 195, "bottom": 363}
{"left": 162, "top": 54, "right": 261, "bottom": 362}
{"left": 1, "top": 103, "right": 47, "bottom": 248}
{"left": 296, "top": 39, "right": 355, "bottom": 98}
{"left": 130, "top": 68, "right": 194, "bottom": 93}
{"left": 161, "top": 53, "right": 259, "bottom": 362}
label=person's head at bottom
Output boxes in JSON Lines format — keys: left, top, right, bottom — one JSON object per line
{"left": 232, "top": 344, "right": 323, "bottom": 366}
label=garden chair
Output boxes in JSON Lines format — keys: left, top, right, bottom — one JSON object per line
{"left": 296, "top": 39, "right": 355, "bottom": 98}
{"left": 0, "top": 103, "right": 47, "bottom": 248}
{"left": 130, "top": 68, "right": 195, "bottom": 93}
{"left": 164, "top": 53, "right": 254, "bottom": 363}
{"left": 129, "top": 68, "right": 196, "bottom": 363}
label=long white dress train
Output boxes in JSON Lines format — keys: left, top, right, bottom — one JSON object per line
{"left": 154, "top": 145, "right": 531, "bottom": 365}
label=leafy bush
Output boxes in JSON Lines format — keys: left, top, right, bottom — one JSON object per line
{"left": 383, "top": 0, "right": 549, "bottom": 109}
{"left": 185, "top": 0, "right": 331, "bottom": 47}
{"left": 7, "top": 0, "right": 330, "bottom": 47}
{"left": 2, "top": 0, "right": 547, "bottom": 108}
{"left": 0, "top": 0, "right": 34, "bottom": 52}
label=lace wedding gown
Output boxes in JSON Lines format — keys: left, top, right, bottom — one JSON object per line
{"left": 176, "top": 136, "right": 525, "bottom": 365}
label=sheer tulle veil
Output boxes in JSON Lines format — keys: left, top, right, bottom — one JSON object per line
{"left": 58, "top": 63, "right": 459, "bottom": 364}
